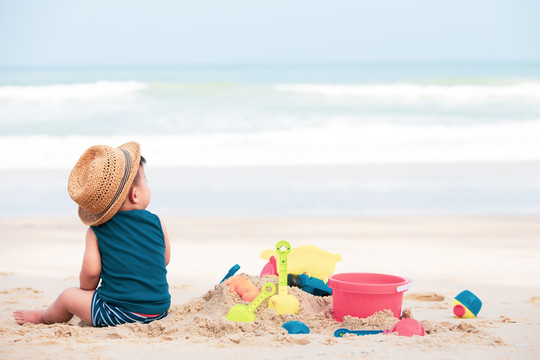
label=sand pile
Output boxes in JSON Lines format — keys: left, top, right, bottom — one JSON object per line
{"left": 3, "top": 274, "right": 506, "bottom": 350}
{"left": 161, "top": 273, "right": 347, "bottom": 338}
{"left": 137, "top": 274, "right": 496, "bottom": 342}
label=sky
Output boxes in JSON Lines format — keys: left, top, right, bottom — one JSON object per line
{"left": 0, "top": 0, "right": 539, "bottom": 66}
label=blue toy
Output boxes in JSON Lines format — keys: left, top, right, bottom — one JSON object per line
{"left": 282, "top": 321, "right": 310, "bottom": 334}
{"left": 220, "top": 264, "right": 240, "bottom": 283}
{"left": 288, "top": 274, "right": 332, "bottom": 296}
{"left": 334, "top": 319, "right": 425, "bottom": 338}
{"left": 334, "top": 328, "right": 387, "bottom": 337}
{"left": 453, "top": 290, "right": 482, "bottom": 318}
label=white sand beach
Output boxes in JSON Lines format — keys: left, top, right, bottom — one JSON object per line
{"left": 2, "top": 2, "right": 540, "bottom": 359}
{"left": 1, "top": 215, "right": 539, "bottom": 359}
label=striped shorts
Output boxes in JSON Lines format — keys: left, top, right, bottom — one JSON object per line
{"left": 91, "top": 292, "right": 167, "bottom": 327}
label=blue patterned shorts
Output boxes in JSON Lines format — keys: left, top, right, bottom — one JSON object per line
{"left": 91, "top": 292, "right": 167, "bottom": 327}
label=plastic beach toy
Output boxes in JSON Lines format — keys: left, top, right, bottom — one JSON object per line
{"left": 282, "top": 321, "right": 310, "bottom": 334}
{"left": 261, "top": 245, "right": 341, "bottom": 283}
{"left": 288, "top": 274, "right": 332, "bottom": 296}
{"left": 453, "top": 290, "right": 482, "bottom": 318}
{"left": 225, "top": 276, "right": 260, "bottom": 302}
{"left": 268, "top": 241, "right": 299, "bottom": 315}
{"left": 220, "top": 264, "right": 240, "bottom": 283}
{"left": 328, "top": 272, "right": 411, "bottom": 321}
{"left": 334, "top": 318, "right": 425, "bottom": 338}
{"left": 226, "top": 282, "right": 276, "bottom": 323}
{"left": 260, "top": 256, "right": 278, "bottom": 277}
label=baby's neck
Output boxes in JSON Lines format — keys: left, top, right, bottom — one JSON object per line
{"left": 118, "top": 202, "right": 147, "bottom": 212}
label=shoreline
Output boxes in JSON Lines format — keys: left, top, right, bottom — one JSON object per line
{"left": 2, "top": 161, "right": 540, "bottom": 218}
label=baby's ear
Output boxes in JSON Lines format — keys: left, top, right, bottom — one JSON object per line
{"left": 127, "top": 185, "right": 138, "bottom": 204}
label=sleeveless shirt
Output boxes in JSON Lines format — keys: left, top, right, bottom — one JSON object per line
{"left": 91, "top": 210, "right": 170, "bottom": 314}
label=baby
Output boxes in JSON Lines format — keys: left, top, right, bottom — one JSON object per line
{"left": 13, "top": 142, "right": 171, "bottom": 327}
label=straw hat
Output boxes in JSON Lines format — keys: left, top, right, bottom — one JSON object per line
{"left": 68, "top": 142, "right": 141, "bottom": 226}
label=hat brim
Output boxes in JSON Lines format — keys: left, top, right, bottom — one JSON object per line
{"left": 78, "top": 141, "right": 141, "bottom": 226}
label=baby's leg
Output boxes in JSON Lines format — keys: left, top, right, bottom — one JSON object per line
{"left": 13, "top": 287, "right": 95, "bottom": 325}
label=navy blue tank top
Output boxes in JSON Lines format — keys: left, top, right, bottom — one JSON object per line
{"left": 92, "top": 210, "right": 170, "bottom": 314}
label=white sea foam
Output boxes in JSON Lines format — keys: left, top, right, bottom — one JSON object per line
{"left": 275, "top": 82, "right": 540, "bottom": 103}
{"left": 2, "top": 119, "right": 539, "bottom": 170}
{"left": 4, "top": 80, "right": 539, "bottom": 103}
{"left": 0, "top": 81, "right": 147, "bottom": 101}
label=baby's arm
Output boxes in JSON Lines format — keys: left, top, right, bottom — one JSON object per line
{"left": 79, "top": 228, "right": 101, "bottom": 290}
{"left": 161, "top": 219, "right": 171, "bottom": 266}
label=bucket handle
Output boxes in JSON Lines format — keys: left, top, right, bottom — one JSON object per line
{"left": 396, "top": 279, "right": 412, "bottom": 293}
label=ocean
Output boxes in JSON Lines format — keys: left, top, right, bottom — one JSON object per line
{"left": 1, "top": 62, "right": 539, "bottom": 216}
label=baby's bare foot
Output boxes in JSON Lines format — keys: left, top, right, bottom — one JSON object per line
{"left": 13, "top": 310, "right": 43, "bottom": 325}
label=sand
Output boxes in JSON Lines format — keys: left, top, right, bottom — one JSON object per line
{"left": 1, "top": 216, "right": 539, "bottom": 359}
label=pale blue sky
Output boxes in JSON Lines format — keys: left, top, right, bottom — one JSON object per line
{"left": 0, "top": 0, "right": 539, "bottom": 66}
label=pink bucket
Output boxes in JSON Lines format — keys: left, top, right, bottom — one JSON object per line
{"left": 328, "top": 272, "right": 411, "bottom": 321}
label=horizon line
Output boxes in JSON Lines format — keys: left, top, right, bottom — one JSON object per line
{"left": 1, "top": 59, "right": 540, "bottom": 70}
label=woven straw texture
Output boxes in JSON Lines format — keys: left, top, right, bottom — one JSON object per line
{"left": 68, "top": 142, "right": 141, "bottom": 226}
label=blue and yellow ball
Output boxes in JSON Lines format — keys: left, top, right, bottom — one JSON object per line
{"left": 453, "top": 290, "right": 482, "bottom": 318}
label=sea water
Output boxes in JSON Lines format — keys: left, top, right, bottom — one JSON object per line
{"left": 1, "top": 62, "right": 539, "bottom": 216}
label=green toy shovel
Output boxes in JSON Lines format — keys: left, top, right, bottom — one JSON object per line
{"left": 268, "top": 241, "right": 299, "bottom": 314}
{"left": 226, "top": 282, "right": 276, "bottom": 323}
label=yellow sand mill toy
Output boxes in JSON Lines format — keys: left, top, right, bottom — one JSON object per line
{"left": 260, "top": 244, "right": 342, "bottom": 283}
